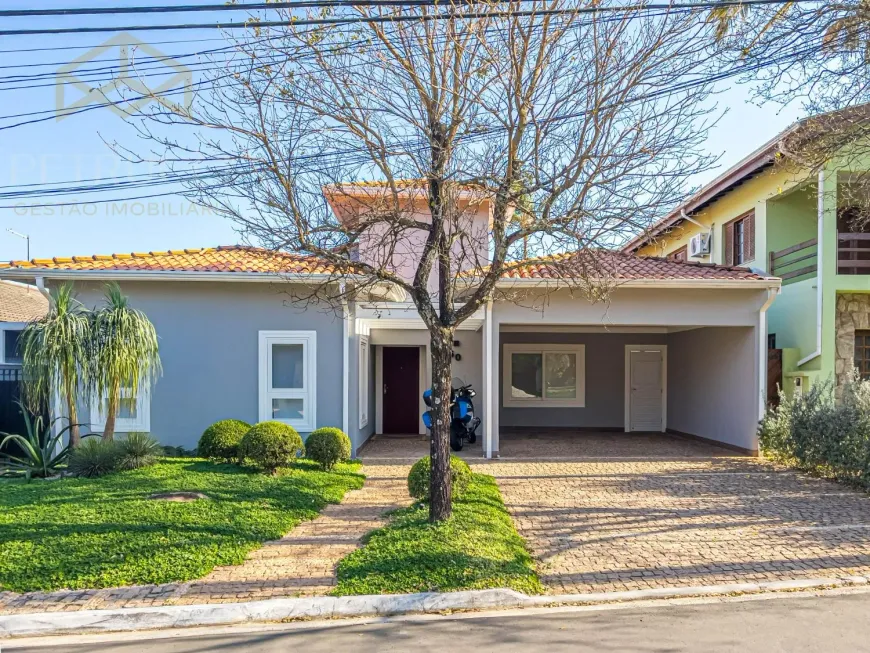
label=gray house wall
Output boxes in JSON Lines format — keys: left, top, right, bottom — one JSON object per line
{"left": 499, "top": 332, "right": 668, "bottom": 428}
{"left": 668, "top": 326, "right": 759, "bottom": 452}
{"left": 59, "top": 280, "right": 345, "bottom": 450}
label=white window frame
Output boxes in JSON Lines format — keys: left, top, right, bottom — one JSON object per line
{"left": 259, "top": 330, "right": 317, "bottom": 432}
{"left": 502, "top": 343, "right": 586, "bottom": 408}
{"left": 358, "top": 335, "right": 370, "bottom": 428}
{"left": 90, "top": 386, "right": 151, "bottom": 433}
{"left": 0, "top": 323, "right": 26, "bottom": 365}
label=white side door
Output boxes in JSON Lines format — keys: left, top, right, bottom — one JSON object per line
{"left": 628, "top": 348, "right": 665, "bottom": 432}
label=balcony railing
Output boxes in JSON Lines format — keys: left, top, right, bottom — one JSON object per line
{"left": 838, "top": 233, "right": 870, "bottom": 274}
{"left": 769, "top": 237, "right": 818, "bottom": 282}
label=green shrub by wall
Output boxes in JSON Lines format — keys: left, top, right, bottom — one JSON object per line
{"left": 306, "top": 427, "right": 352, "bottom": 470}
{"left": 239, "top": 421, "right": 304, "bottom": 473}
{"left": 198, "top": 419, "right": 251, "bottom": 462}
{"left": 760, "top": 371, "right": 870, "bottom": 487}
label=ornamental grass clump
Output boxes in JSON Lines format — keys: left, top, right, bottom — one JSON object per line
{"left": 68, "top": 437, "right": 119, "bottom": 478}
{"left": 198, "top": 419, "right": 251, "bottom": 462}
{"left": 239, "top": 421, "right": 304, "bottom": 473}
{"left": 306, "top": 427, "right": 352, "bottom": 470}
{"left": 115, "top": 432, "right": 162, "bottom": 471}
{"left": 407, "top": 455, "right": 471, "bottom": 501}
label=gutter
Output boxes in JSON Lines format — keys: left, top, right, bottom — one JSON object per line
{"left": 33, "top": 275, "right": 50, "bottom": 300}
{"left": 796, "top": 169, "right": 825, "bottom": 368}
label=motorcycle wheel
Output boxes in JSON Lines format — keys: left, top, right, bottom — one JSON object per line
{"left": 467, "top": 432, "right": 477, "bottom": 444}
{"left": 450, "top": 426, "right": 464, "bottom": 451}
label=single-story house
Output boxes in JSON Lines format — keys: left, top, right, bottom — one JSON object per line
{"left": 0, "top": 244, "right": 779, "bottom": 457}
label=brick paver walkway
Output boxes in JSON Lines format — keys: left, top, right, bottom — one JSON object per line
{"left": 482, "top": 434, "right": 870, "bottom": 594}
{"left": 0, "top": 463, "right": 409, "bottom": 615}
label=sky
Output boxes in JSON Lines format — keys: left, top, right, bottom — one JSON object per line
{"left": 0, "top": 1, "right": 806, "bottom": 262}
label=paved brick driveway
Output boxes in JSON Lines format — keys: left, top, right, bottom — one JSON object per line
{"left": 365, "top": 431, "right": 870, "bottom": 594}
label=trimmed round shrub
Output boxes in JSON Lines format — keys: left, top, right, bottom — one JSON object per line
{"left": 407, "top": 455, "right": 472, "bottom": 501}
{"left": 239, "top": 421, "right": 304, "bottom": 473}
{"left": 116, "top": 432, "right": 162, "bottom": 471}
{"left": 306, "top": 427, "right": 352, "bottom": 470}
{"left": 69, "top": 438, "right": 119, "bottom": 478}
{"left": 198, "top": 419, "right": 251, "bottom": 462}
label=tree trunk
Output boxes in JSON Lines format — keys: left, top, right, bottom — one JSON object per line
{"left": 102, "top": 383, "right": 119, "bottom": 442}
{"left": 428, "top": 331, "right": 455, "bottom": 522}
{"left": 65, "top": 387, "right": 80, "bottom": 448}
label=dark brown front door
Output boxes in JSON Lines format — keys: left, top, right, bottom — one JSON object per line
{"left": 382, "top": 346, "right": 420, "bottom": 434}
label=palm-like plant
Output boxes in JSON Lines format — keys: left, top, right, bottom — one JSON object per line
{"left": 0, "top": 403, "right": 75, "bottom": 479}
{"left": 90, "top": 282, "right": 161, "bottom": 442}
{"left": 20, "top": 282, "right": 91, "bottom": 448}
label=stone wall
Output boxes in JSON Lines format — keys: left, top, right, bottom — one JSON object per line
{"left": 836, "top": 293, "right": 870, "bottom": 387}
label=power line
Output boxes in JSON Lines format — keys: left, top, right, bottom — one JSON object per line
{"left": 1, "top": 1, "right": 515, "bottom": 18}
{"left": 0, "top": 0, "right": 813, "bottom": 37}
{"left": 0, "top": 36, "right": 230, "bottom": 55}
{"left": 0, "top": 34, "right": 823, "bottom": 208}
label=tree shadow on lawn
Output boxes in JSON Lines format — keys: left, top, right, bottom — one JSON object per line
{"left": 1, "top": 459, "right": 364, "bottom": 509}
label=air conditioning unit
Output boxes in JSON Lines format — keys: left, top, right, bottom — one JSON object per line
{"left": 689, "top": 232, "right": 712, "bottom": 258}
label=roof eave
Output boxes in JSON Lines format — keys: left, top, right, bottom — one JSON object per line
{"left": 621, "top": 133, "right": 790, "bottom": 253}
{"left": 0, "top": 269, "right": 340, "bottom": 284}
{"left": 486, "top": 277, "right": 781, "bottom": 290}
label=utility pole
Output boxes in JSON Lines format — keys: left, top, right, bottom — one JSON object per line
{"left": 6, "top": 229, "right": 30, "bottom": 260}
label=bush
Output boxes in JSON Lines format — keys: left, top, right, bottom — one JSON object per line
{"left": 239, "top": 421, "right": 304, "bottom": 473}
{"left": 306, "top": 427, "right": 352, "bottom": 470}
{"left": 69, "top": 438, "right": 119, "bottom": 478}
{"left": 198, "top": 419, "right": 251, "bottom": 462}
{"left": 407, "top": 455, "right": 472, "bottom": 501}
{"left": 760, "top": 370, "right": 870, "bottom": 486}
{"left": 115, "top": 432, "right": 162, "bottom": 470}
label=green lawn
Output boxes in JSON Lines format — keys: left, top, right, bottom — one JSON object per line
{"left": 335, "top": 473, "right": 543, "bottom": 596}
{"left": 0, "top": 458, "right": 364, "bottom": 593}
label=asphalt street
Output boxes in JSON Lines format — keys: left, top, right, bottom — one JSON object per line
{"left": 9, "top": 590, "right": 870, "bottom": 652}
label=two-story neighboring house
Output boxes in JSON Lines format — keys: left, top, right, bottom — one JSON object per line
{"left": 0, "top": 183, "right": 779, "bottom": 457}
{"left": 623, "top": 106, "right": 870, "bottom": 399}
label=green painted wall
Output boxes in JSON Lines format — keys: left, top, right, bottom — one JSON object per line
{"left": 766, "top": 188, "right": 817, "bottom": 279}
{"left": 768, "top": 276, "right": 817, "bottom": 354}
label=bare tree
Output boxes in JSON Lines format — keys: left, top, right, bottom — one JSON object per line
{"left": 710, "top": 0, "right": 870, "bottom": 203}
{"left": 119, "top": 0, "right": 718, "bottom": 521}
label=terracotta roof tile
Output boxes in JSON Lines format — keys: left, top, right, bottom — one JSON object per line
{"left": 0, "top": 280, "right": 48, "bottom": 323}
{"left": 0, "top": 246, "right": 338, "bottom": 276}
{"left": 495, "top": 250, "right": 769, "bottom": 282}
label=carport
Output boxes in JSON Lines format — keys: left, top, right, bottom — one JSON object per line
{"left": 477, "top": 264, "right": 781, "bottom": 458}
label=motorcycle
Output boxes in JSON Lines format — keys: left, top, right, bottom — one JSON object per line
{"left": 421, "top": 379, "right": 481, "bottom": 451}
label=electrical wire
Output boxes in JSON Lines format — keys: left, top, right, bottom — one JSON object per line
{"left": 0, "top": 0, "right": 814, "bottom": 36}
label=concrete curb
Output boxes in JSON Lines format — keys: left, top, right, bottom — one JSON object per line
{"left": 3, "top": 577, "right": 868, "bottom": 638}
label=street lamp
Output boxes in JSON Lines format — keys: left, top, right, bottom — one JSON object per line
{"left": 6, "top": 229, "right": 30, "bottom": 260}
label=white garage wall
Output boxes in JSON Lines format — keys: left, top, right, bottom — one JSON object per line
{"left": 667, "top": 326, "right": 759, "bottom": 453}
